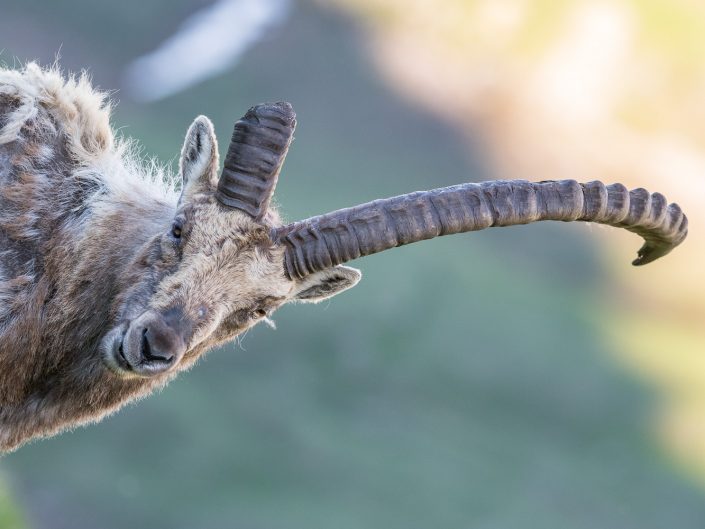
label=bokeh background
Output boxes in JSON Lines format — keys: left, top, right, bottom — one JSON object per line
{"left": 1, "top": 0, "right": 704, "bottom": 527}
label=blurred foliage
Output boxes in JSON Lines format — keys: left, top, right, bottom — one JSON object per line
{"left": 1, "top": 1, "right": 705, "bottom": 528}
{"left": 0, "top": 476, "right": 27, "bottom": 529}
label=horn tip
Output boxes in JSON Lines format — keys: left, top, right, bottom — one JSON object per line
{"left": 246, "top": 102, "right": 296, "bottom": 126}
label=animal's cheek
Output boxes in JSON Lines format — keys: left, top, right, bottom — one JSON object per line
{"left": 206, "top": 312, "right": 249, "bottom": 344}
{"left": 177, "top": 344, "right": 206, "bottom": 370}
{"left": 183, "top": 320, "right": 223, "bottom": 358}
{"left": 183, "top": 304, "right": 227, "bottom": 349}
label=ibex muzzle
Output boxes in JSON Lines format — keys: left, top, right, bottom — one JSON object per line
{"left": 0, "top": 64, "right": 688, "bottom": 450}
{"left": 108, "top": 308, "right": 192, "bottom": 376}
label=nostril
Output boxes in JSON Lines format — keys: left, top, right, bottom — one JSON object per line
{"left": 140, "top": 328, "right": 175, "bottom": 365}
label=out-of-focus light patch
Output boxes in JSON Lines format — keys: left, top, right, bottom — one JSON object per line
{"left": 610, "top": 314, "right": 705, "bottom": 483}
{"left": 529, "top": 3, "right": 633, "bottom": 125}
{"left": 650, "top": 136, "right": 705, "bottom": 201}
{"left": 123, "top": 0, "right": 291, "bottom": 102}
{"left": 476, "top": 0, "right": 526, "bottom": 47}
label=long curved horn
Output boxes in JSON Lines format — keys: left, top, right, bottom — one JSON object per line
{"left": 273, "top": 179, "right": 688, "bottom": 279}
{"left": 216, "top": 102, "right": 296, "bottom": 220}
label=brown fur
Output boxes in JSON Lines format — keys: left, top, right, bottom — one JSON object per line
{"left": 0, "top": 64, "right": 360, "bottom": 451}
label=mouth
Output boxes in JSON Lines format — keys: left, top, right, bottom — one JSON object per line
{"left": 101, "top": 324, "right": 137, "bottom": 377}
{"left": 114, "top": 336, "right": 131, "bottom": 371}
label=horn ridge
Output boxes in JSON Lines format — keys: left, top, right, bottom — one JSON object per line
{"left": 274, "top": 179, "right": 688, "bottom": 279}
{"left": 216, "top": 102, "right": 296, "bottom": 219}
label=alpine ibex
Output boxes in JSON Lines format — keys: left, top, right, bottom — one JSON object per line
{"left": 0, "top": 64, "right": 688, "bottom": 452}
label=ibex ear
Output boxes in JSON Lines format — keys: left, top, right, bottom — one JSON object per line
{"left": 291, "top": 266, "right": 361, "bottom": 303}
{"left": 178, "top": 115, "right": 219, "bottom": 203}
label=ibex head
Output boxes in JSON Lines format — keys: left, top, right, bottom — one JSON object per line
{"left": 101, "top": 104, "right": 361, "bottom": 378}
{"left": 101, "top": 101, "right": 688, "bottom": 380}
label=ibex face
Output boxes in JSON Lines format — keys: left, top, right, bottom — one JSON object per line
{"left": 101, "top": 111, "right": 360, "bottom": 379}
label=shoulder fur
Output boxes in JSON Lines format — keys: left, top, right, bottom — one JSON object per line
{"left": 0, "top": 62, "right": 113, "bottom": 162}
{"left": 0, "top": 62, "right": 177, "bottom": 203}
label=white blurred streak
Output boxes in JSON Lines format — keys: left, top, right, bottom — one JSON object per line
{"left": 123, "top": 0, "right": 291, "bottom": 102}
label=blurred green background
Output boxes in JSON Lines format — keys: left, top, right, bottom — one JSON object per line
{"left": 1, "top": 0, "right": 704, "bottom": 527}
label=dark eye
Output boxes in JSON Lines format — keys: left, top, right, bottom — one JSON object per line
{"left": 253, "top": 308, "right": 267, "bottom": 318}
{"left": 171, "top": 221, "right": 183, "bottom": 239}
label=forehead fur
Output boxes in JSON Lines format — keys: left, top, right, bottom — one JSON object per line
{"left": 153, "top": 197, "right": 291, "bottom": 315}
{"left": 185, "top": 193, "right": 282, "bottom": 254}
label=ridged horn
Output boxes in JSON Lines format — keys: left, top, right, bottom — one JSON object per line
{"left": 273, "top": 179, "right": 688, "bottom": 279}
{"left": 216, "top": 102, "right": 296, "bottom": 219}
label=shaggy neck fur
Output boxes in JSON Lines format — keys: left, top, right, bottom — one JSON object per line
{"left": 0, "top": 64, "right": 177, "bottom": 450}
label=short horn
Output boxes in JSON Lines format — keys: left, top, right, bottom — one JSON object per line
{"left": 273, "top": 179, "right": 688, "bottom": 279}
{"left": 216, "top": 102, "right": 296, "bottom": 219}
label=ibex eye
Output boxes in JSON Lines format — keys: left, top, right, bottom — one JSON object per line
{"left": 171, "top": 222, "right": 182, "bottom": 239}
